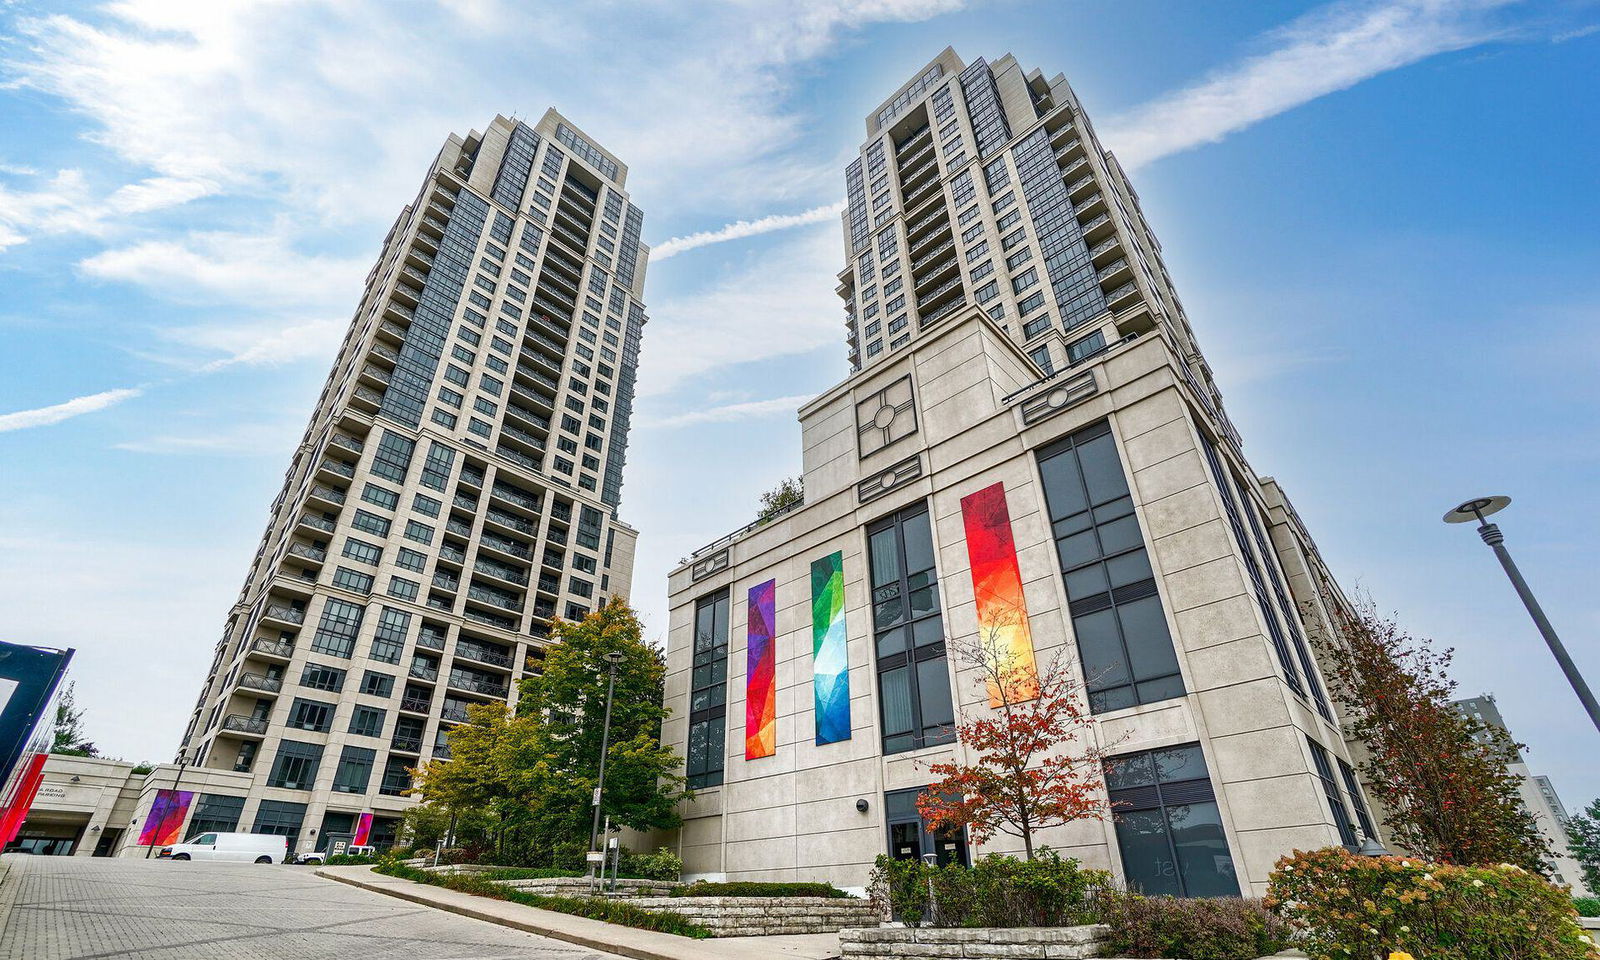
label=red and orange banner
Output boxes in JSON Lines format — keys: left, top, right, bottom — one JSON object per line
{"left": 961, "top": 481, "right": 1039, "bottom": 705}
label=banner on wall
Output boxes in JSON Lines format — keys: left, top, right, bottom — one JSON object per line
{"left": 746, "top": 579, "right": 777, "bottom": 759}
{"left": 137, "top": 789, "right": 195, "bottom": 847}
{"left": 811, "top": 552, "right": 851, "bottom": 744}
{"left": 961, "top": 482, "right": 1040, "bottom": 705}
{"left": 0, "top": 641, "right": 75, "bottom": 848}
{"left": 353, "top": 812, "right": 374, "bottom": 846}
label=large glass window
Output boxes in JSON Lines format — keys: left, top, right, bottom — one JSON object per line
{"left": 187, "top": 794, "right": 244, "bottom": 837}
{"left": 1105, "top": 743, "right": 1238, "bottom": 897}
{"left": 287, "top": 698, "right": 334, "bottom": 733}
{"left": 1038, "top": 420, "right": 1183, "bottom": 712}
{"left": 686, "top": 589, "right": 729, "bottom": 789}
{"left": 332, "top": 746, "right": 376, "bottom": 794}
{"left": 370, "top": 431, "right": 416, "bottom": 483}
{"left": 1308, "top": 737, "right": 1358, "bottom": 848}
{"left": 868, "top": 503, "right": 954, "bottom": 754}
{"left": 266, "top": 741, "right": 323, "bottom": 790}
{"left": 252, "top": 799, "right": 307, "bottom": 848}
{"left": 1338, "top": 758, "right": 1376, "bottom": 840}
{"left": 310, "top": 599, "right": 363, "bottom": 658}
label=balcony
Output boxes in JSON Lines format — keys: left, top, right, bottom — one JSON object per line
{"left": 390, "top": 735, "right": 423, "bottom": 753}
{"left": 474, "top": 559, "right": 529, "bottom": 587}
{"left": 398, "top": 696, "right": 431, "bottom": 714}
{"left": 438, "top": 544, "right": 466, "bottom": 565}
{"left": 261, "top": 603, "right": 305, "bottom": 626}
{"left": 455, "top": 644, "right": 513, "bottom": 669}
{"left": 432, "top": 572, "right": 461, "bottom": 592}
{"left": 287, "top": 542, "right": 326, "bottom": 564}
{"left": 1073, "top": 192, "right": 1106, "bottom": 218}
{"left": 249, "top": 637, "right": 295, "bottom": 659}
{"left": 503, "top": 404, "right": 550, "bottom": 435}
{"left": 485, "top": 509, "right": 536, "bottom": 536}
{"left": 499, "top": 424, "right": 545, "bottom": 453}
{"left": 307, "top": 484, "right": 345, "bottom": 508}
{"left": 368, "top": 342, "right": 400, "bottom": 366}
{"left": 914, "top": 274, "right": 964, "bottom": 310}
{"left": 440, "top": 704, "right": 471, "bottom": 723}
{"left": 920, "top": 294, "right": 969, "bottom": 327}
{"left": 448, "top": 674, "right": 511, "bottom": 699}
{"left": 297, "top": 513, "right": 336, "bottom": 534}
{"left": 1087, "top": 235, "right": 1122, "bottom": 263}
{"left": 238, "top": 673, "right": 282, "bottom": 694}
{"left": 1106, "top": 281, "right": 1140, "bottom": 309}
{"left": 910, "top": 236, "right": 955, "bottom": 274}
{"left": 385, "top": 300, "right": 415, "bottom": 322}
{"left": 496, "top": 446, "right": 540, "bottom": 473}
{"left": 905, "top": 204, "right": 950, "bottom": 241}
{"left": 467, "top": 585, "right": 523, "bottom": 613}
{"left": 537, "top": 574, "right": 561, "bottom": 594}
{"left": 359, "top": 363, "right": 390, "bottom": 386}
{"left": 1097, "top": 258, "right": 1132, "bottom": 285}
{"left": 409, "top": 663, "right": 439, "bottom": 682}
{"left": 317, "top": 458, "right": 356, "bottom": 480}
{"left": 452, "top": 493, "right": 479, "bottom": 513}
{"left": 490, "top": 483, "right": 540, "bottom": 513}
{"left": 350, "top": 384, "right": 385, "bottom": 410}
{"left": 416, "top": 630, "right": 447, "bottom": 652}
{"left": 1078, "top": 211, "right": 1114, "bottom": 241}
{"left": 1067, "top": 174, "right": 1098, "bottom": 198}
{"left": 480, "top": 533, "right": 532, "bottom": 561}
{"left": 445, "top": 518, "right": 473, "bottom": 538}
{"left": 222, "top": 715, "right": 268, "bottom": 737}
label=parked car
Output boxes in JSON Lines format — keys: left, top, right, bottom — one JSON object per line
{"left": 294, "top": 844, "right": 376, "bottom": 865}
{"left": 160, "top": 832, "right": 288, "bottom": 864}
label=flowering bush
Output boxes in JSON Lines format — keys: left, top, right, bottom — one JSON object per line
{"left": 1098, "top": 893, "right": 1292, "bottom": 960}
{"left": 1266, "top": 846, "right": 1598, "bottom": 960}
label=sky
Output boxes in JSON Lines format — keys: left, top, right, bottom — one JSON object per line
{"left": 1, "top": 0, "right": 1597, "bottom": 808}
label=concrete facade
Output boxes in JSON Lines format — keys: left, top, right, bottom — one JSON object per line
{"left": 176, "top": 109, "right": 651, "bottom": 857}
{"left": 660, "top": 50, "right": 1380, "bottom": 897}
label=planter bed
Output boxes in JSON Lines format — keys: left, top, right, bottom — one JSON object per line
{"left": 624, "top": 895, "right": 882, "bottom": 937}
{"left": 840, "top": 925, "right": 1110, "bottom": 960}
{"left": 499, "top": 877, "right": 682, "bottom": 897}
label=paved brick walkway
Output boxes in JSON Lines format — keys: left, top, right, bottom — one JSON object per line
{"left": 0, "top": 854, "right": 622, "bottom": 960}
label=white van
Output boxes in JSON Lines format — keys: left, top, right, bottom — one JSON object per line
{"left": 161, "top": 832, "right": 288, "bottom": 864}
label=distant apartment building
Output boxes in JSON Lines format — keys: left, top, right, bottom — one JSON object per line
{"left": 1453, "top": 693, "right": 1591, "bottom": 894}
{"left": 660, "top": 49, "right": 1381, "bottom": 896}
{"left": 161, "top": 110, "right": 649, "bottom": 857}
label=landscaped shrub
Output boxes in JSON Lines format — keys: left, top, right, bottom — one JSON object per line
{"left": 1099, "top": 893, "right": 1292, "bottom": 960}
{"left": 869, "top": 850, "right": 1108, "bottom": 928}
{"left": 374, "top": 861, "right": 711, "bottom": 938}
{"left": 670, "top": 881, "right": 851, "bottom": 899}
{"left": 620, "top": 847, "right": 683, "bottom": 881}
{"left": 1577, "top": 896, "right": 1600, "bottom": 918}
{"left": 1267, "top": 846, "right": 1599, "bottom": 960}
{"left": 324, "top": 853, "right": 377, "bottom": 866}
{"left": 477, "top": 867, "right": 586, "bottom": 881}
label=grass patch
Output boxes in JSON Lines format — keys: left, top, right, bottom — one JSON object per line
{"left": 374, "top": 861, "right": 711, "bottom": 938}
{"left": 1575, "top": 896, "right": 1600, "bottom": 918}
{"left": 670, "top": 880, "right": 852, "bottom": 899}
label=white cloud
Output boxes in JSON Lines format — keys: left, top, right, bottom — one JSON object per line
{"left": 1103, "top": 0, "right": 1521, "bottom": 170}
{"left": 641, "top": 393, "right": 817, "bottom": 428}
{"left": 1552, "top": 23, "right": 1600, "bottom": 43}
{"left": 653, "top": 201, "right": 845, "bottom": 260}
{"left": 0, "top": 168, "right": 214, "bottom": 248}
{"left": 115, "top": 419, "right": 304, "bottom": 455}
{"left": 0, "top": 388, "right": 142, "bottom": 432}
{"left": 79, "top": 227, "right": 366, "bottom": 309}
{"left": 637, "top": 227, "right": 846, "bottom": 397}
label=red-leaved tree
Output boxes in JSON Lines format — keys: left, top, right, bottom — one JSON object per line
{"left": 917, "top": 614, "right": 1111, "bottom": 860}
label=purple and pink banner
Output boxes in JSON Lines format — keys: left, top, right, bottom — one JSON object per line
{"left": 961, "top": 482, "right": 1040, "bottom": 705}
{"left": 138, "top": 788, "right": 194, "bottom": 846}
{"left": 745, "top": 579, "right": 777, "bottom": 759}
{"left": 353, "top": 812, "right": 374, "bottom": 846}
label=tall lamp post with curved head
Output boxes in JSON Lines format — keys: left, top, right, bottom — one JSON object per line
{"left": 1444, "top": 496, "right": 1600, "bottom": 734}
{"left": 587, "top": 650, "right": 625, "bottom": 881}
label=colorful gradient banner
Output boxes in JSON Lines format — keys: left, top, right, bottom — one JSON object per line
{"left": 811, "top": 552, "right": 851, "bottom": 744}
{"left": 138, "top": 788, "right": 194, "bottom": 847}
{"left": 961, "top": 482, "right": 1040, "bottom": 705}
{"left": 353, "top": 812, "right": 374, "bottom": 846}
{"left": 745, "top": 579, "right": 777, "bottom": 759}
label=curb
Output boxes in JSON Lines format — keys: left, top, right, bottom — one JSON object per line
{"left": 315, "top": 865, "right": 699, "bottom": 960}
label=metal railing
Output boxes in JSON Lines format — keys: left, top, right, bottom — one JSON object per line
{"left": 238, "top": 673, "right": 282, "bottom": 693}
{"left": 251, "top": 637, "right": 295, "bottom": 658}
{"left": 223, "top": 715, "right": 268, "bottom": 735}
{"left": 319, "top": 458, "right": 355, "bottom": 478}
{"left": 298, "top": 514, "right": 335, "bottom": 533}
{"left": 263, "top": 604, "right": 305, "bottom": 624}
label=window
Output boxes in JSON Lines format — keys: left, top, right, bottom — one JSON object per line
{"left": 361, "top": 484, "right": 399, "bottom": 510}
{"left": 1037, "top": 420, "right": 1182, "bottom": 712}
{"left": 332, "top": 746, "right": 375, "bottom": 793}
{"left": 287, "top": 698, "right": 334, "bottom": 733}
{"left": 419, "top": 442, "right": 455, "bottom": 491}
{"left": 388, "top": 577, "right": 420, "bottom": 601}
{"left": 686, "top": 589, "right": 729, "bottom": 789}
{"left": 1066, "top": 330, "right": 1106, "bottom": 365}
{"left": 1023, "top": 312, "right": 1052, "bottom": 340}
{"left": 473, "top": 397, "right": 498, "bottom": 417}
{"left": 1338, "top": 758, "right": 1376, "bottom": 840}
{"left": 332, "top": 567, "right": 374, "bottom": 593}
{"left": 342, "top": 539, "right": 381, "bottom": 566}
{"left": 348, "top": 706, "right": 386, "bottom": 739}
{"left": 468, "top": 418, "right": 492, "bottom": 437}
{"left": 310, "top": 599, "right": 364, "bottom": 658}
{"left": 868, "top": 502, "right": 954, "bottom": 754}
{"left": 378, "top": 757, "right": 412, "bottom": 797}
{"left": 1105, "top": 743, "right": 1238, "bottom": 897}
{"left": 1308, "top": 737, "right": 1358, "bottom": 848}
{"left": 371, "top": 606, "right": 410, "bottom": 664}
{"left": 1029, "top": 346, "right": 1054, "bottom": 374}
{"left": 252, "top": 799, "right": 307, "bottom": 845}
{"left": 360, "top": 671, "right": 395, "bottom": 698}
{"left": 437, "top": 386, "right": 464, "bottom": 408}
{"left": 433, "top": 408, "right": 459, "bottom": 430}
{"left": 404, "top": 521, "right": 434, "bottom": 545}
{"left": 1006, "top": 247, "right": 1033, "bottom": 270}
{"left": 452, "top": 344, "right": 476, "bottom": 365}
{"left": 188, "top": 794, "right": 244, "bottom": 836}
{"left": 976, "top": 280, "right": 999, "bottom": 303}
{"left": 370, "top": 431, "right": 415, "bottom": 482}
{"left": 395, "top": 547, "right": 426, "bottom": 573}
{"left": 1011, "top": 267, "right": 1038, "bottom": 293}
{"left": 412, "top": 494, "right": 441, "bottom": 518}
{"left": 480, "top": 374, "right": 503, "bottom": 396}
{"left": 300, "top": 663, "right": 346, "bottom": 693}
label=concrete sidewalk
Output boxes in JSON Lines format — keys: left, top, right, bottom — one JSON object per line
{"left": 317, "top": 865, "right": 842, "bottom": 960}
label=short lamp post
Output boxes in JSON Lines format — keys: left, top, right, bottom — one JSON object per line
{"left": 587, "top": 651, "right": 625, "bottom": 882}
{"left": 1444, "top": 496, "right": 1600, "bottom": 734}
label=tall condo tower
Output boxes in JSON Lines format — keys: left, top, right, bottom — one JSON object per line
{"left": 660, "top": 50, "right": 1381, "bottom": 896}
{"left": 175, "top": 111, "right": 649, "bottom": 856}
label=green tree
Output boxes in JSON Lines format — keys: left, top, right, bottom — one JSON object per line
{"left": 411, "top": 701, "right": 539, "bottom": 859}
{"left": 51, "top": 682, "right": 98, "bottom": 757}
{"left": 1566, "top": 798, "right": 1600, "bottom": 893}
{"left": 1316, "top": 601, "right": 1549, "bottom": 871}
{"left": 756, "top": 476, "right": 803, "bottom": 523}
{"left": 509, "top": 598, "right": 687, "bottom": 844}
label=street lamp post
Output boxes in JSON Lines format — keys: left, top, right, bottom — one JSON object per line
{"left": 1444, "top": 495, "right": 1600, "bottom": 734}
{"left": 587, "top": 651, "right": 625, "bottom": 882}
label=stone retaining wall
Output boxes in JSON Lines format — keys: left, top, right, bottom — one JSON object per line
{"left": 840, "top": 925, "right": 1110, "bottom": 960}
{"left": 498, "top": 877, "right": 681, "bottom": 897}
{"left": 623, "top": 895, "right": 883, "bottom": 937}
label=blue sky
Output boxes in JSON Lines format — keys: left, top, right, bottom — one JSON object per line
{"left": 2, "top": 0, "right": 1597, "bottom": 808}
